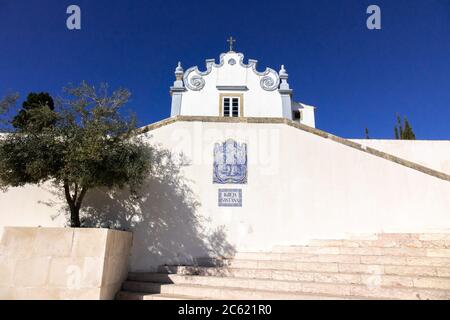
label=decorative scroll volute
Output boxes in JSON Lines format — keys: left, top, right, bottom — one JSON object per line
{"left": 183, "top": 52, "right": 281, "bottom": 92}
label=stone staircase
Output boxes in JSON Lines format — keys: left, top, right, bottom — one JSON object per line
{"left": 116, "top": 233, "right": 450, "bottom": 300}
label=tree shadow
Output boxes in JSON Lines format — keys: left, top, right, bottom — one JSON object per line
{"left": 81, "top": 145, "right": 236, "bottom": 272}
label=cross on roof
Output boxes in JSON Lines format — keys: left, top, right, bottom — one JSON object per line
{"left": 227, "top": 36, "right": 236, "bottom": 52}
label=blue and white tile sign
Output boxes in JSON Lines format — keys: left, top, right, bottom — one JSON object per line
{"left": 218, "top": 189, "right": 242, "bottom": 207}
{"left": 213, "top": 139, "right": 247, "bottom": 184}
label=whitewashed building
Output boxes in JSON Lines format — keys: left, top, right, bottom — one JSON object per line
{"left": 170, "top": 49, "right": 316, "bottom": 127}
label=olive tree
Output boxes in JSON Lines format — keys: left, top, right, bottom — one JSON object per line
{"left": 0, "top": 82, "right": 151, "bottom": 227}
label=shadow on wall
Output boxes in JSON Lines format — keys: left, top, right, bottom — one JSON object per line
{"left": 80, "top": 145, "right": 235, "bottom": 272}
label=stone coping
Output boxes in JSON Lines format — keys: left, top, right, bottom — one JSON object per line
{"left": 350, "top": 139, "right": 450, "bottom": 142}
{"left": 137, "top": 116, "right": 450, "bottom": 183}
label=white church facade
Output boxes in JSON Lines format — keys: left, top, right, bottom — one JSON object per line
{"left": 1, "top": 45, "right": 450, "bottom": 300}
{"left": 170, "top": 48, "right": 316, "bottom": 127}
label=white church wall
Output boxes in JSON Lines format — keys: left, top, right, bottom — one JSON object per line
{"left": 351, "top": 139, "right": 450, "bottom": 175}
{"left": 128, "top": 120, "right": 450, "bottom": 270}
{"left": 0, "top": 119, "right": 449, "bottom": 271}
{"left": 0, "top": 184, "right": 67, "bottom": 228}
{"left": 300, "top": 104, "right": 316, "bottom": 128}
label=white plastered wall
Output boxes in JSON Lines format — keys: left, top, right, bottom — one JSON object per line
{"left": 0, "top": 120, "right": 449, "bottom": 271}
{"left": 351, "top": 139, "right": 450, "bottom": 175}
{"left": 180, "top": 52, "right": 283, "bottom": 118}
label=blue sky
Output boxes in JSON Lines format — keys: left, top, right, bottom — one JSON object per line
{"left": 1, "top": 0, "right": 449, "bottom": 139}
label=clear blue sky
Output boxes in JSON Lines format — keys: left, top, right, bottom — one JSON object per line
{"left": 1, "top": 0, "right": 449, "bottom": 139}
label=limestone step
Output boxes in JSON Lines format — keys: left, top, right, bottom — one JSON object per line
{"left": 377, "top": 233, "right": 450, "bottom": 241}
{"left": 200, "top": 254, "right": 450, "bottom": 269}
{"left": 224, "top": 252, "right": 450, "bottom": 266}
{"left": 131, "top": 271, "right": 450, "bottom": 291}
{"left": 343, "top": 233, "right": 450, "bottom": 241}
{"left": 122, "top": 277, "right": 450, "bottom": 300}
{"left": 118, "top": 233, "right": 450, "bottom": 300}
{"left": 150, "top": 267, "right": 450, "bottom": 290}
{"left": 304, "top": 239, "right": 450, "bottom": 249}
{"left": 120, "top": 282, "right": 366, "bottom": 300}
{"left": 197, "top": 259, "right": 340, "bottom": 272}
{"left": 160, "top": 264, "right": 450, "bottom": 278}
{"left": 268, "top": 246, "right": 450, "bottom": 257}
{"left": 116, "top": 291, "right": 203, "bottom": 300}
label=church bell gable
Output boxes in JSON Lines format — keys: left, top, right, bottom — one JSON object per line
{"left": 169, "top": 40, "right": 316, "bottom": 127}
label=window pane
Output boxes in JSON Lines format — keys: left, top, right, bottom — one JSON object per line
{"left": 232, "top": 106, "right": 239, "bottom": 117}
{"left": 223, "top": 97, "right": 240, "bottom": 117}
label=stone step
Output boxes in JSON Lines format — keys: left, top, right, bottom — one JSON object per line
{"left": 150, "top": 267, "right": 450, "bottom": 290}
{"left": 120, "top": 282, "right": 366, "bottom": 300}
{"left": 116, "top": 291, "right": 203, "bottom": 300}
{"left": 268, "top": 246, "right": 450, "bottom": 257}
{"left": 377, "top": 233, "right": 450, "bottom": 241}
{"left": 219, "top": 259, "right": 340, "bottom": 272}
{"left": 224, "top": 252, "right": 450, "bottom": 266}
{"left": 340, "top": 263, "right": 450, "bottom": 277}
{"left": 128, "top": 269, "right": 450, "bottom": 290}
{"left": 345, "top": 233, "right": 450, "bottom": 241}
{"left": 161, "top": 263, "right": 450, "bottom": 277}
{"left": 201, "top": 254, "right": 450, "bottom": 268}
{"left": 304, "top": 239, "right": 450, "bottom": 249}
{"left": 117, "top": 233, "right": 450, "bottom": 300}
{"left": 122, "top": 277, "right": 450, "bottom": 300}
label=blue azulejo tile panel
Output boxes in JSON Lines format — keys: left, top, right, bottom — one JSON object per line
{"left": 218, "top": 189, "right": 242, "bottom": 207}
{"left": 213, "top": 139, "right": 247, "bottom": 184}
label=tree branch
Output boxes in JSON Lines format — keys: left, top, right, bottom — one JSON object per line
{"left": 63, "top": 181, "right": 75, "bottom": 209}
{"left": 73, "top": 183, "right": 78, "bottom": 202}
{"left": 75, "top": 187, "right": 88, "bottom": 210}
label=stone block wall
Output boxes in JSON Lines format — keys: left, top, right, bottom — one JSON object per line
{"left": 0, "top": 227, "right": 132, "bottom": 300}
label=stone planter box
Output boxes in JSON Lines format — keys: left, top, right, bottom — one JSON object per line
{"left": 0, "top": 227, "right": 132, "bottom": 300}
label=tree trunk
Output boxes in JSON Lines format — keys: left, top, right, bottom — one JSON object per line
{"left": 70, "top": 206, "right": 81, "bottom": 228}
{"left": 64, "top": 182, "right": 87, "bottom": 228}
